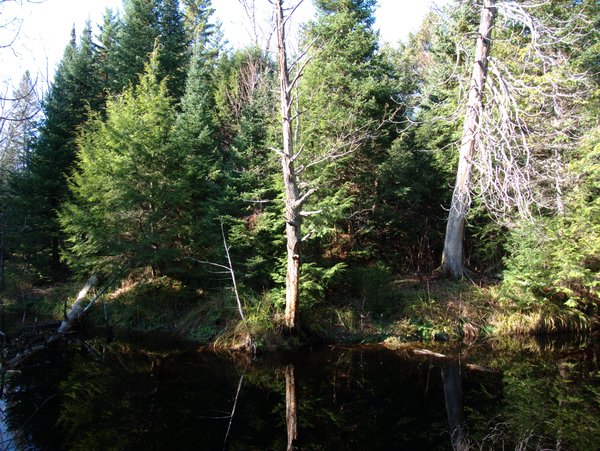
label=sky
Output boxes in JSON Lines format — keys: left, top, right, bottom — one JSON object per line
{"left": 1, "top": 0, "right": 447, "bottom": 91}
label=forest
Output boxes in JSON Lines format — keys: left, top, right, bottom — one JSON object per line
{"left": 0, "top": 0, "right": 598, "bottom": 350}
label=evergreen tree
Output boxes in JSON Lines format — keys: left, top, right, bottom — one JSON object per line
{"left": 7, "top": 26, "right": 104, "bottom": 279}
{"left": 111, "top": 0, "right": 189, "bottom": 99}
{"left": 175, "top": 42, "right": 280, "bottom": 291}
{"left": 171, "top": 35, "right": 222, "bottom": 266}
{"left": 298, "top": 0, "right": 400, "bottom": 266}
{"left": 181, "top": 0, "right": 215, "bottom": 46}
{"left": 210, "top": 48, "right": 281, "bottom": 292}
{"left": 0, "top": 72, "right": 40, "bottom": 288}
{"left": 97, "top": 8, "right": 122, "bottom": 96}
{"left": 155, "top": 0, "right": 190, "bottom": 100}
{"left": 110, "top": 0, "right": 157, "bottom": 92}
{"left": 60, "top": 53, "right": 191, "bottom": 277}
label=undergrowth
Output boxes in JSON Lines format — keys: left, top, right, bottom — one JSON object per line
{"left": 4, "top": 264, "right": 598, "bottom": 351}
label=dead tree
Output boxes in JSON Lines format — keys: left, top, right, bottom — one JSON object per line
{"left": 439, "top": 0, "right": 590, "bottom": 278}
{"left": 441, "top": 0, "right": 497, "bottom": 278}
{"left": 273, "top": 0, "right": 305, "bottom": 330}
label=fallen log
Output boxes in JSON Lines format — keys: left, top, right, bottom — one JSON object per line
{"left": 465, "top": 363, "right": 501, "bottom": 374}
{"left": 413, "top": 349, "right": 448, "bottom": 359}
{"left": 413, "top": 350, "right": 501, "bottom": 375}
{"left": 57, "top": 275, "right": 98, "bottom": 334}
{"left": 5, "top": 275, "right": 108, "bottom": 369}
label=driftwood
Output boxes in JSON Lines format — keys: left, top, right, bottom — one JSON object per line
{"left": 465, "top": 363, "right": 501, "bottom": 374}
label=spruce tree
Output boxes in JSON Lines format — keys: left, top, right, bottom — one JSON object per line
{"left": 8, "top": 26, "right": 103, "bottom": 279}
{"left": 111, "top": 0, "right": 189, "bottom": 99}
{"left": 155, "top": 0, "right": 190, "bottom": 100}
{"left": 171, "top": 36, "right": 221, "bottom": 264}
{"left": 181, "top": 0, "right": 215, "bottom": 46}
{"left": 97, "top": 8, "right": 122, "bottom": 96}
{"left": 61, "top": 52, "right": 190, "bottom": 277}
{"left": 111, "top": 0, "right": 157, "bottom": 92}
{"left": 298, "top": 0, "right": 400, "bottom": 264}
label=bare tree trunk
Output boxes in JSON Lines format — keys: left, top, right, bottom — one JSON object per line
{"left": 441, "top": 0, "right": 496, "bottom": 279}
{"left": 275, "top": 0, "right": 301, "bottom": 330}
{"left": 285, "top": 364, "right": 298, "bottom": 451}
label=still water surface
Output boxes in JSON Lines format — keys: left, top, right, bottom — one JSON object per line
{"left": 1, "top": 333, "right": 599, "bottom": 450}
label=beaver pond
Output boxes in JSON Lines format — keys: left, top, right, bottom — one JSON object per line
{"left": 1, "top": 332, "right": 599, "bottom": 450}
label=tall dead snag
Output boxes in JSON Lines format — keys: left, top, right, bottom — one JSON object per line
{"left": 274, "top": 0, "right": 303, "bottom": 330}
{"left": 441, "top": 0, "right": 496, "bottom": 279}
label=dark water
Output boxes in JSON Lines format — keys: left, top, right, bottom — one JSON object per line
{"left": 1, "top": 333, "right": 599, "bottom": 450}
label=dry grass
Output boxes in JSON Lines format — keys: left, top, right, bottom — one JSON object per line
{"left": 490, "top": 305, "right": 593, "bottom": 336}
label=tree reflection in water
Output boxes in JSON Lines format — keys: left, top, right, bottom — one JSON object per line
{"left": 285, "top": 364, "right": 298, "bottom": 451}
{"left": 0, "top": 337, "right": 598, "bottom": 450}
{"left": 442, "top": 360, "right": 467, "bottom": 450}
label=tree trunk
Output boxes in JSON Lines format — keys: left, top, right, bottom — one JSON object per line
{"left": 275, "top": 0, "right": 301, "bottom": 330}
{"left": 441, "top": 0, "right": 496, "bottom": 278}
{"left": 285, "top": 364, "right": 298, "bottom": 451}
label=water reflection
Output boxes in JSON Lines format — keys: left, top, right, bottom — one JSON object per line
{"left": 285, "top": 364, "right": 298, "bottom": 451}
{"left": 441, "top": 360, "right": 466, "bottom": 450}
{"left": 1, "top": 335, "right": 598, "bottom": 450}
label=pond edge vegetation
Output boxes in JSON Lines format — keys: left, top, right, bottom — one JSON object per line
{"left": 0, "top": 0, "right": 598, "bottom": 356}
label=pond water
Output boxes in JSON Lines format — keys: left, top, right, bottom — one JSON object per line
{"left": 1, "top": 332, "right": 599, "bottom": 450}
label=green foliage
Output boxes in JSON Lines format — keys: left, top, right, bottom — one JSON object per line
{"left": 7, "top": 26, "right": 105, "bottom": 280}
{"left": 103, "top": 275, "right": 202, "bottom": 330}
{"left": 297, "top": 0, "right": 402, "bottom": 268}
{"left": 298, "top": 261, "right": 347, "bottom": 308}
{"left": 502, "top": 129, "right": 600, "bottom": 311}
{"left": 109, "top": 0, "right": 189, "bottom": 98}
{"left": 60, "top": 56, "right": 191, "bottom": 276}
{"left": 340, "top": 264, "right": 396, "bottom": 315}
{"left": 374, "top": 137, "right": 450, "bottom": 272}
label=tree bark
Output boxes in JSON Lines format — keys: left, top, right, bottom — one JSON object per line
{"left": 441, "top": 0, "right": 496, "bottom": 278}
{"left": 275, "top": 0, "right": 301, "bottom": 330}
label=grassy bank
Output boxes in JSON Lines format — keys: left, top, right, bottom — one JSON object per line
{"left": 2, "top": 271, "right": 597, "bottom": 352}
